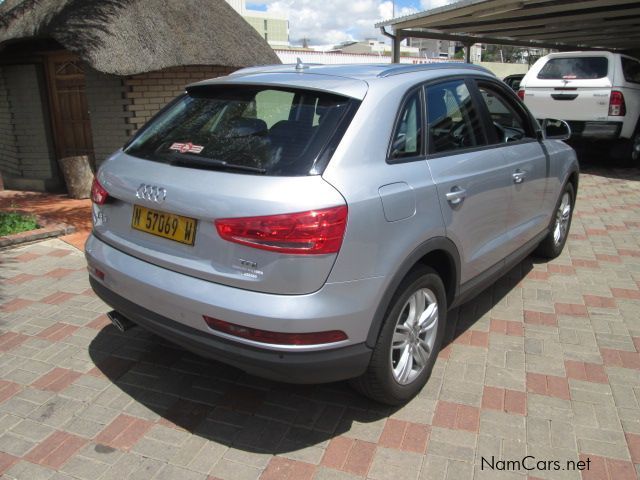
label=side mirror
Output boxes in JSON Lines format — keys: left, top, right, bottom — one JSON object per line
{"left": 542, "top": 119, "right": 571, "bottom": 141}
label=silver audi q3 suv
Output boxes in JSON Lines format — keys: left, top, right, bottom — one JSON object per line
{"left": 86, "top": 63, "right": 578, "bottom": 404}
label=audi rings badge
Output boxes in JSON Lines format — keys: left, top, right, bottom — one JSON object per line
{"left": 136, "top": 184, "right": 167, "bottom": 204}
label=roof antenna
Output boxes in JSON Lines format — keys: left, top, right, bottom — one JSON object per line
{"left": 295, "top": 57, "right": 308, "bottom": 70}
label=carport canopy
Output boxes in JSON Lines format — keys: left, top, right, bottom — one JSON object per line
{"left": 376, "top": 0, "right": 640, "bottom": 62}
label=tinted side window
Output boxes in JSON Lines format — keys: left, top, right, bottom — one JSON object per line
{"left": 477, "top": 85, "right": 533, "bottom": 143}
{"left": 389, "top": 89, "right": 423, "bottom": 159}
{"left": 537, "top": 57, "right": 608, "bottom": 80}
{"left": 622, "top": 57, "right": 640, "bottom": 84}
{"left": 426, "top": 80, "right": 486, "bottom": 155}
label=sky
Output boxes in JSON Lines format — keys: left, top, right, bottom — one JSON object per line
{"left": 244, "top": 0, "right": 458, "bottom": 46}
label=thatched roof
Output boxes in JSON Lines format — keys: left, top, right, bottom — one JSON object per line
{"left": 0, "top": 0, "right": 281, "bottom": 75}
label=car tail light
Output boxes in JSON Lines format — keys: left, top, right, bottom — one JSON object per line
{"left": 203, "top": 316, "right": 347, "bottom": 345}
{"left": 91, "top": 177, "right": 109, "bottom": 205}
{"left": 214, "top": 206, "right": 348, "bottom": 255}
{"left": 609, "top": 91, "right": 626, "bottom": 116}
{"left": 517, "top": 89, "right": 525, "bottom": 101}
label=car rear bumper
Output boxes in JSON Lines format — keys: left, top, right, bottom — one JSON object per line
{"left": 85, "top": 234, "right": 377, "bottom": 383}
{"left": 564, "top": 121, "right": 622, "bottom": 140}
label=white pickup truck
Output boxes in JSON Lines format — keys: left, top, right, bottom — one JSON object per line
{"left": 519, "top": 51, "right": 640, "bottom": 164}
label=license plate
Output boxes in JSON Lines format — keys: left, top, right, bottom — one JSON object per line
{"left": 131, "top": 205, "right": 197, "bottom": 246}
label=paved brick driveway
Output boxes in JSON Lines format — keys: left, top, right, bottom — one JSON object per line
{"left": 1, "top": 166, "right": 639, "bottom": 480}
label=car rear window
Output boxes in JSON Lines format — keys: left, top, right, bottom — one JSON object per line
{"left": 124, "top": 86, "right": 358, "bottom": 176}
{"left": 537, "top": 57, "right": 609, "bottom": 80}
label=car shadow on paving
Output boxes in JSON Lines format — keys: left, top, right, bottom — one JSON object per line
{"left": 86, "top": 257, "right": 531, "bottom": 455}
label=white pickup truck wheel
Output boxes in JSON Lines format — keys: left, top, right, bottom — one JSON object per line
{"left": 630, "top": 129, "right": 640, "bottom": 164}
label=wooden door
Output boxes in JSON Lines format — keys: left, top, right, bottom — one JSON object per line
{"left": 46, "top": 53, "right": 95, "bottom": 167}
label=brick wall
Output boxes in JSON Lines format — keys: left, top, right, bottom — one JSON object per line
{"left": 0, "top": 67, "right": 20, "bottom": 177}
{"left": 85, "top": 68, "right": 131, "bottom": 167}
{"left": 2, "top": 64, "right": 58, "bottom": 190}
{"left": 124, "top": 65, "right": 236, "bottom": 133}
{"left": 0, "top": 64, "right": 237, "bottom": 191}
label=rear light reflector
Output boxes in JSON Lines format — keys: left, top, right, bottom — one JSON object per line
{"left": 215, "top": 205, "right": 348, "bottom": 255}
{"left": 609, "top": 91, "right": 626, "bottom": 116}
{"left": 91, "top": 177, "right": 109, "bottom": 205}
{"left": 87, "top": 265, "right": 105, "bottom": 280}
{"left": 517, "top": 89, "right": 525, "bottom": 101}
{"left": 203, "top": 316, "right": 348, "bottom": 345}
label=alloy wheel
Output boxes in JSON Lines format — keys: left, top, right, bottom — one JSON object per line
{"left": 390, "top": 288, "right": 439, "bottom": 385}
{"left": 553, "top": 192, "right": 571, "bottom": 246}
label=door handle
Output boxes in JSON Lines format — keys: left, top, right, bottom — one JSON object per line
{"left": 513, "top": 170, "right": 526, "bottom": 184}
{"left": 446, "top": 187, "right": 467, "bottom": 206}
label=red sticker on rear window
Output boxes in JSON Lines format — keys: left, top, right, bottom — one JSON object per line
{"left": 170, "top": 142, "right": 204, "bottom": 154}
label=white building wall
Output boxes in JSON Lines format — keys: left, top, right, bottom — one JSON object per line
{"left": 275, "top": 49, "right": 459, "bottom": 65}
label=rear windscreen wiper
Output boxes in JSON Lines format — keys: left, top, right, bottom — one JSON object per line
{"left": 167, "top": 152, "right": 266, "bottom": 174}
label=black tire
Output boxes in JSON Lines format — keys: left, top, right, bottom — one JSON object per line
{"left": 625, "top": 127, "right": 640, "bottom": 166}
{"left": 350, "top": 266, "right": 446, "bottom": 405}
{"left": 535, "top": 182, "right": 575, "bottom": 259}
{"left": 612, "top": 120, "right": 640, "bottom": 166}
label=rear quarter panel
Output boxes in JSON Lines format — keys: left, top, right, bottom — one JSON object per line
{"left": 322, "top": 76, "right": 446, "bottom": 285}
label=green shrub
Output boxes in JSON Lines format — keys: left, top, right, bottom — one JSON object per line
{"left": 0, "top": 211, "right": 39, "bottom": 236}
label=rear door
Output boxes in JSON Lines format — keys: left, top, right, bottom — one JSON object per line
{"left": 425, "top": 78, "right": 511, "bottom": 284}
{"left": 474, "top": 79, "right": 549, "bottom": 250}
{"left": 523, "top": 55, "right": 612, "bottom": 121}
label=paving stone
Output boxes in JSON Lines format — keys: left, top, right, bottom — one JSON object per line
{"left": 484, "top": 366, "right": 525, "bottom": 391}
{"left": 76, "top": 443, "right": 123, "bottom": 465}
{"left": 10, "top": 418, "right": 55, "bottom": 442}
{"left": 28, "top": 395, "right": 84, "bottom": 428}
{"left": 5, "top": 461, "right": 56, "bottom": 480}
{"left": 340, "top": 413, "right": 386, "bottom": 443}
{"left": 426, "top": 426, "right": 476, "bottom": 462}
{"left": 279, "top": 443, "right": 326, "bottom": 464}
{"left": 391, "top": 397, "right": 436, "bottom": 425}
{"left": 209, "top": 458, "right": 262, "bottom": 480}
{"left": 368, "top": 446, "right": 423, "bottom": 480}
{"left": 527, "top": 394, "right": 573, "bottom": 422}
{"left": 185, "top": 441, "right": 227, "bottom": 474}
{"left": 0, "top": 432, "right": 36, "bottom": 456}
{"left": 59, "top": 454, "right": 111, "bottom": 480}
{"left": 569, "top": 379, "right": 616, "bottom": 406}
{"left": 98, "top": 452, "right": 164, "bottom": 480}
{"left": 153, "top": 464, "right": 207, "bottom": 480}
{"left": 577, "top": 437, "right": 632, "bottom": 460}
{"left": 145, "top": 424, "right": 190, "bottom": 446}
{"left": 313, "top": 466, "right": 363, "bottom": 480}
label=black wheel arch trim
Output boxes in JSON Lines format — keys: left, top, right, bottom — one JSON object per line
{"left": 365, "top": 236, "right": 460, "bottom": 348}
{"left": 563, "top": 166, "right": 580, "bottom": 198}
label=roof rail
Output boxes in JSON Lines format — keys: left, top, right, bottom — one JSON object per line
{"left": 377, "top": 62, "right": 493, "bottom": 78}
